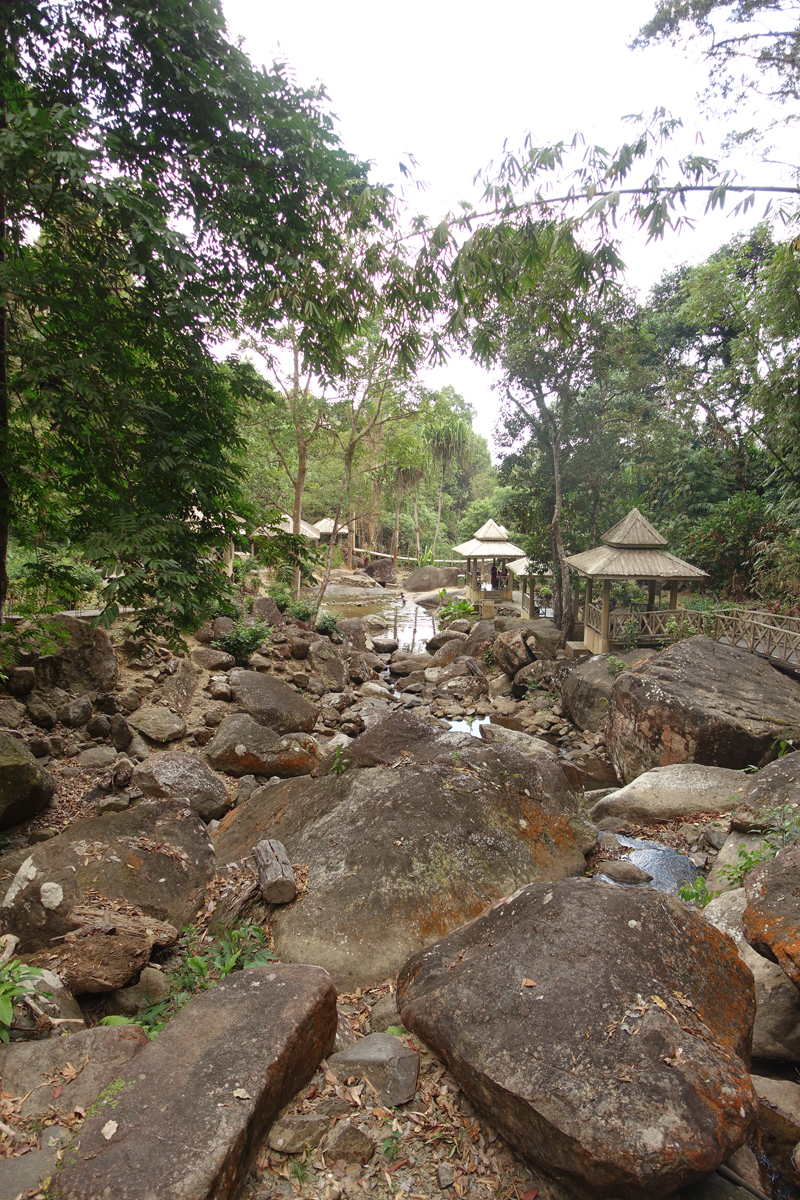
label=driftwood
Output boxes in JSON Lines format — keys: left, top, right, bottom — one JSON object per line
{"left": 252, "top": 839, "right": 296, "bottom": 905}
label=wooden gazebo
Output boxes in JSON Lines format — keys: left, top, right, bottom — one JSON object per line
{"left": 453, "top": 519, "right": 525, "bottom": 614}
{"left": 565, "top": 508, "right": 708, "bottom": 654}
{"left": 507, "top": 557, "right": 552, "bottom": 619}
{"left": 314, "top": 517, "right": 348, "bottom": 544}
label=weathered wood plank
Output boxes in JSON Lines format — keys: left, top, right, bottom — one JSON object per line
{"left": 252, "top": 839, "right": 296, "bottom": 904}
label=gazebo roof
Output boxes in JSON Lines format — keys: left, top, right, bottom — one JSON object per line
{"left": 314, "top": 517, "right": 349, "bottom": 535}
{"left": 252, "top": 514, "right": 321, "bottom": 541}
{"left": 507, "top": 557, "right": 552, "bottom": 578}
{"left": 453, "top": 518, "right": 525, "bottom": 559}
{"left": 565, "top": 507, "right": 707, "bottom": 581}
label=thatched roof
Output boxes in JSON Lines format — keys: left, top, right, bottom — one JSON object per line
{"left": 453, "top": 518, "right": 525, "bottom": 559}
{"left": 507, "top": 557, "right": 552, "bottom": 578}
{"left": 565, "top": 507, "right": 706, "bottom": 580}
{"left": 252, "top": 515, "right": 320, "bottom": 541}
{"left": 314, "top": 517, "right": 348, "bottom": 535}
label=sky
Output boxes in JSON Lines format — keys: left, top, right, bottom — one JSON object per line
{"left": 222, "top": 0, "right": 794, "bottom": 449}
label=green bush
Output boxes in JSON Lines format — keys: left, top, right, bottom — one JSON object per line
{"left": 214, "top": 619, "right": 272, "bottom": 664}
{"left": 606, "top": 654, "right": 627, "bottom": 678}
{"left": 0, "top": 958, "right": 51, "bottom": 1043}
{"left": 267, "top": 581, "right": 292, "bottom": 612}
{"left": 286, "top": 597, "right": 315, "bottom": 622}
{"left": 316, "top": 611, "right": 339, "bottom": 635}
{"left": 619, "top": 616, "right": 640, "bottom": 651}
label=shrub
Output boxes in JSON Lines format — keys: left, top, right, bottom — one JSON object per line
{"left": 286, "top": 597, "right": 315, "bottom": 622}
{"left": 606, "top": 654, "right": 627, "bottom": 678}
{"left": 0, "top": 958, "right": 51, "bottom": 1043}
{"left": 316, "top": 611, "right": 339, "bottom": 635}
{"left": 267, "top": 581, "right": 292, "bottom": 612}
{"left": 214, "top": 619, "right": 272, "bottom": 664}
{"left": 619, "top": 617, "right": 640, "bottom": 651}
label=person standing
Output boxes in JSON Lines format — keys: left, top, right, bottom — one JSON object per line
{"left": 490, "top": 562, "right": 498, "bottom": 590}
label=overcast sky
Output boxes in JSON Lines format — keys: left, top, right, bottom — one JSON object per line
{"left": 222, "top": 0, "right": 791, "bottom": 449}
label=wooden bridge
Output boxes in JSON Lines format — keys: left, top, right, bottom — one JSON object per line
{"left": 585, "top": 604, "right": 800, "bottom": 668}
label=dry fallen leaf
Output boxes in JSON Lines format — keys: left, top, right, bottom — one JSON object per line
{"left": 519, "top": 978, "right": 537, "bottom": 994}
{"left": 100, "top": 1121, "right": 117, "bottom": 1140}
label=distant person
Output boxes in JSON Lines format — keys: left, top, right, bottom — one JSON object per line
{"left": 490, "top": 563, "right": 498, "bottom": 590}
{"left": 500, "top": 566, "right": 508, "bottom": 589}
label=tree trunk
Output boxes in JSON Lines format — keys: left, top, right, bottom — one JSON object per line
{"left": 432, "top": 458, "right": 446, "bottom": 557}
{"left": 315, "top": 498, "right": 344, "bottom": 612}
{"left": 392, "top": 496, "right": 400, "bottom": 566}
{"left": 588, "top": 488, "right": 602, "bottom": 549}
{"left": 549, "top": 432, "right": 573, "bottom": 645}
{"left": 291, "top": 441, "right": 307, "bottom": 599}
{"left": 412, "top": 485, "right": 421, "bottom": 560}
{"left": 0, "top": 38, "right": 9, "bottom": 627}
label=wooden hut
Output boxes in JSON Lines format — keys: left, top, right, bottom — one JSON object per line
{"left": 507, "top": 557, "right": 552, "bottom": 618}
{"left": 314, "top": 517, "right": 348, "bottom": 544}
{"left": 250, "top": 514, "right": 321, "bottom": 554}
{"left": 453, "top": 519, "right": 525, "bottom": 615}
{"left": 565, "top": 507, "right": 707, "bottom": 654}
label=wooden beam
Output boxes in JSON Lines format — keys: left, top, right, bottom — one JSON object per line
{"left": 252, "top": 839, "right": 296, "bottom": 904}
{"left": 601, "top": 579, "right": 612, "bottom": 653}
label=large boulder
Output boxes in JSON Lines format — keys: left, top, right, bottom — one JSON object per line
{"left": 0, "top": 732, "right": 56, "bottom": 830}
{"left": 388, "top": 652, "right": 435, "bottom": 676}
{"left": 337, "top": 617, "right": 372, "bottom": 651}
{"left": 132, "top": 750, "right": 229, "bottom": 821}
{"left": 731, "top": 749, "right": 800, "bottom": 831}
{"left": 606, "top": 637, "right": 800, "bottom": 784}
{"left": 127, "top": 705, "right": 186, "bottom": 744}
{"left": 306, "top": 639, "right": 349, "bottom": 690}
{"left": 492, "top": 628, "right": 534, "bottom": 678}
{"left": 403, "top": 566, "right": 460, "bottom": 591}
{"left": 0, "top": 800, "right": 215, "bottom": 952}
{"left": 205, "top": 713, "right": 320, "bottom": 779}
{"left": 227, "top": 668, "right": 317, "bottom": 733}
{"left": 397, "top": 878, "right": 756, "bottom": 1200}
{"left": 704, "top": 889, "right": 800, "bottom": 1062}
{"left": 461, "top": 619, "right": 497, "bottom": 656}
{"left": 252, "top": 594, "right": 284, "bottom": 625}
{"left": 426, "top": 629, "right": 467, "bottom": 653}
{"left": 589, "top": 764, "right": 746, "bottom": 823}
{"left": 430, "top": 638, "right": 472, "bottom": 666}
{"left": 364, "top": 558, "right": 397, "bottom": 584}
{"left": 31, "top": 614, "right": 119, "bottom": 692}
{"left": 214, "top": 713, "right": 595, "bottom": 990}
{"left": 52, "top": 965, "right": 336, "bottom": 1200}
{"left": 160, "top": 657, "right": 199, "bottom": 714}
{"left": 742, "top": 844, "right": 800, "bottom": 986}
{"left": 559, "top": 650, "right": 656, "bottom": 733}
{"left": 478, "top": 723, "right": 555, "bottom": 756}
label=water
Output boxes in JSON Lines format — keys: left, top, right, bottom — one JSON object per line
{"left": 599, "top": 833, "right": 702, "bottom": 895}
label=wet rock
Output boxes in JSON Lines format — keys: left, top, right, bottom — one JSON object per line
{"left": 132, "top": 750, "right": 229, "bottom": 821}
{"left": 0, "top": 732, "right": 56, "bottom": 830}
{"left": 33, "top": 615, "right": 120, "bottom": 693}
{"left": 742, "top": 844, "right": 800, "bottom": 985}
{"left": 205, "top": 713, "right": 320, "bottom": 779}
{"left": 606, "top": 637, "right": 800, "bottom": 784}
{"left": 161, "top": 656, "right": 199, "bottom": 714}
{"left": 329, "top": 1032, "right": 419, "bottom": 1106}
{"left": 732, "top": 749, "right": 800, "bottom": 831}
{"left": 598, "top": 859, "right": 653, "bottom": 884}
{"left": 558, "top": 650, "right": 655, "bottom": 734}
{"left": 589, "top": 765, "right": 746, "bottom": 823}
{"left": 191, "top": 646, "right": 236, "bottom": 671}
{"left": 0, "top": 800, "right": 215, "bottom": 953}
{"left": 704, "top": 889, "right": 800, "bottom": 1062}
{"left": 53, "top": 964, "right": 337, "bottom": 1200}
{"left": 321, "top": 1118, "right": 375, "bottom": 1164}
{"left": 128, "top": 705, "right": 187, "bottom": 744}
{"left": 215, "top": 712, "right": 595, "bottom": 990}
{"left": 397, "top": 877, "right": 756, "bottom": 1200}
{"left": 228, "top": 668, "right": 318, "bottom": 734}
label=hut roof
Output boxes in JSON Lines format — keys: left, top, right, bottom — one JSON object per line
{"left": 507, "top": 557, "right": 552, "bottom": 578}
{"left": 453, "top": 518, "right": 525, "bottom": 559}
{"left": 314, "top": 517, "right": 349, "bottom": 535}
{"left": 252, "top": 515, "right": 320, "bottom": 541}
{"left": 601, "top": 507, "right": 667, "bottom": 548}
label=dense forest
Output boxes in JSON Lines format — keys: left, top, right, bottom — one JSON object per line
{"left": 2, "top": 0, "right": 799, "bottom": 650}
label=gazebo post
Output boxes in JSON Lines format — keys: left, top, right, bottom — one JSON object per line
{"left": 647, "top": 580, "right": 656, "bottom": 611}
{"left": 572, "top": 580, "right": 581, "bottom": 623}
{"left": 583, "top": 577, "right": 593, "bottom": 626}
{"left": 528, "top": 578, "right": 536, "bottom": 618}
{"left": 600, "top": 579, "right": 612, "bottom": 653}
{"left": 669, "top": 580, "right": 678, "bottom": 611}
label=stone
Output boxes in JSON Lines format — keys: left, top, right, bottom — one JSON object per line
{"left": 732, "top": 749, "right": 800, "bottom": 831}
{"left": 363, "top": 558, "right": 397, "bottom": 584}
{"left": 558, "top": 650, "right": 656, "bottom": 734}
{"left": 404, "top": 566, "right": 460, "bottom": 591}
{"left": 116, "top": 687, "right": 143, "bottom": 714}
{"left": 606, "top": 636, "right": 800, "bottom": 784}
{"left": 749, "top": 1074, "right": 800, "bottom": 1197}
{"left": 0, "top": 732, "right": 56, "bottom": 830}
{"left": 228, "top": 668, "right": 318, "bottom": 734}
{"left": 205, "top": 712, "right": 320, "bottom": 779}
{"left": 5, "top": 665, "right": 36, "bottom": 697}
{"left": 598, "top": 859, "right": 653, "bottom": 884}
{"left": 321, "top": 1118, "right": 375, "bottom": 1164}
{"left": 369, "top": 992, "right": 401, "bottom": 1033}
{"left": 0, "top": 799, "right": 215, "bottom": 952}
{"left": 78, "top": 745, "right": 117, "bottom": 768}
{"left": 191, "top": 646, "right": 236, "bottom": 671}
{"left": 427, "top": 629, "right": 468, "bottom": 653}
{"left": 742, "top": 844, "right": 800, "bottom": 986}
{"left": 306, "top": 639, "right": 349, "bottom": 691}
{"left": 328, "top": 1032, "right": 419, "bottom": 1106}
{"left": 212, "top": 616, "right": 235, "bottom": 638}
{"left": 397, "top": 878, "right": 756, "bottom": 1200}
{"left": 106, "top": 964, "right": 173, "bottom": 1016}
{"left": 478, "top": 723, "right": 555, "bottom": 757}
{"left": 268, "top": 1111, "right": 331, "bottom": 1153}
{"left": 132, "top": 750, "right": 230, "bottom": 822}
{"left": 589, "top": 764, "right": 746, "bottom": 823}
{"left": 161, "top": 656, "right": 199, "bottom": 714}
{"left": 25, "top": 692, "right": 57, "bottom": 728}
{"left": 488, "top": 674, "right": 513, "bottom": 698}
{"left": 389, "top": 651, "right": 435, "bottom": 676}
{"left": 437, "top": 1163, "right": 455, "bottom": 1190}
{"left": 337, "top": 617, "right": 372, "bottom": 651}
{"left": 57, "top": 694, "right": 93, "bottom": 728}
{"left": 372, "top": 637, "right": 398, "bottom": 653}
{"left": 128, "top": 705, "right": 187, "bottom": 744}
{"left": 215, "top": 712, "right": 595, "bottom": 990}
{"left": 53, "top": 964, "right": 337, "bottom": 1200}
{"left": 127, "top": 732, "right": 151, "bottom": 761}
{"left": 87, "top": 712, "right": 112, "bottom": 738}
{"left": 33, "top": 615, "right": 120, "bottom": 693}
{"left": 492, "top": 628, "right": 534, "bottom": 678}
{"left": 109, "top": 712, "right": 133, "bottom": 751}
{"left": 704, "top": 889, "right": 800, "bottom": 1062}
{"left": 252, "top": 595, "right": 284, "bottom": 625}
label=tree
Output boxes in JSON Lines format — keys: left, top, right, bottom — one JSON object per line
{"left": 422, "top": 390, "right": 474, "bottom": 557}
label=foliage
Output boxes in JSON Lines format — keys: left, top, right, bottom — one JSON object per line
{"left": 606, "top": 655, "right": 628, "bottom": 678}
{"left": 0, "top": 958, "right": 51, "bottom": 1043}
{"left": 661, "top": 613, "right": 700, "bottom": 647}
{"left": 382, "top": 1132, "right": 402, "bottom": 1161}
{"left": 475, "top": 640, "right": 495, "bottom": 668}
{"left": 214, "top": 620, "right": 272, "bottom": 665}
{"left": 286, "top": 597, "right": 316, "bottom": 622}
{"left": 329, "top": 746, "right": 351, "bottom": 776}
{"left": 316, "top": 612, "right": 340, "bottom": 636}
{"left": 677, "top": 876, "right": 715, "bottom": 908}
{"left": 619, "top": 617, "right": 641, "bottom": 652}
{"left": 267, "top": 582, "right": 293, "bottom": 612}
{"left": 718, "top": 802, "right": 800, "bottom": 887}
{"left": 438, "top": 592, "right": 475, "bottom": 622}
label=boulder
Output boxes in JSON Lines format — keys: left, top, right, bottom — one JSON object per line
{"left": 128, "top": 705, "right": 186, "bottom": 744}
{"left": 403, "top": 566, "right": 460, "bottom": 591}
{"left": 52, "top": 965, "right": 336, "bottom": 1200}
{"left": 430, "top": 638, "right": 474, "bottom": 667}
{"left": 742, "top": 844, "right": 800, "bottom": 985}
{"left": 0, "top": 732, "right": 56, "bottom": 830}
{"left": 704, "top": 889, "right": 800, "bottom": 1062}
{"left": 372, "top": 637, "right": 398, "bottom": 653}
{"left": 363, "top": 558, "right": 397, "bottom": 584}
{"left": 589, "top": 765, "right": 746, "bottom": 823}
{"left": 749, "top": 1074, "right": 800, "bottom": 1197}
{"left": 161, "top": 657, "right": 199, "bottom": 714}
{"left": 25, "top": 691, "right": 57, "bottom": 728}
{"left": 510, "top": 662, "right": 543, "bottom": 699}
{"left": 397, "top": 878, "right": 756, "bottom": 1200}
{"left": 0, "top": 800, "right": 215, "bottom": 953}
{"left": 78, "top": 745, "right": 117, "bottom": 769}
{"left": 191, "top": 646, "right": 235, "bottom": 671}
{"left": 25, "top": 913, "right": 170, "bottom": 994}
{"left": 559, "top": 650, "right": 656, "bottom": 733}
{"left": 106, "top": 964, "right": 173, "bottom": 1016}
{"left": 460, "top": 619, "right": 497, "bottom": 656}
{"left": 306, "top": 639, "right": 349, "bottom": 690}
{"left": 132, "top": 750, "right": 230, "bottom": 821}
{"left": 478, "top": 723, "right": 555, "bottom": 756}
{"left": 388, "top": 652, "right": 435, "bottom": 676}
{"left": 252, "top": 595, "right": 284, "bottom": 625}
{"left": 57, "top": 695, "right": 93, "bottom": 728}
{"left": 492, "top": 628, "right": 534, "bottom": 677}
{"left": 32, "top": 614, "right": 120, "bottom": 692}
{"left": 522, "top": 617, "right": 562, "bottom": 659}
{"left": 0, "top": 696, "right": 26, "bottom": 727}
{"left": 732, "top": 749, "right": 800, "bottom": 831}
{"left": 205, "top": 713, "right": 320, "bottom": 779}
{"left": 4, "top": 665, "right": 35, "bottom": 697}
{"left": 215, "top": 713, "right": 595, "bottom": 990}
{"left": 426, "top": 629, "right": 467, "bottom": 653}
{"left": 227, "top": 668, "right": 318, "bottom": 734}
{"left": 337, "top": 617, "right": 372, "bottom": 651}
{"left": 606, "top": 637, "right": 800, "bottom": 784}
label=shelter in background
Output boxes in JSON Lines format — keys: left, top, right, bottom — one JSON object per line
{"left": 314, "top": 517, "right": 349, "bottom": 544}
{"left": 507, "top": 557, "right": 552, "bottom": 619}
{"left": 454, "top": 519, "right": 525, "bottom": 614}
{"left": 565, "top": 507, "right": 708, "bottom": 654}
{"left": 250, "top": 514, "right": 321, "bottom": 556}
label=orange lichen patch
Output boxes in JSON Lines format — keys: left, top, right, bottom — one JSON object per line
{"left": 743, "top": 909, "right": 800, "bottom": 986}
{"left": 416, "top": 894, "right": 493, "bottom": 944}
